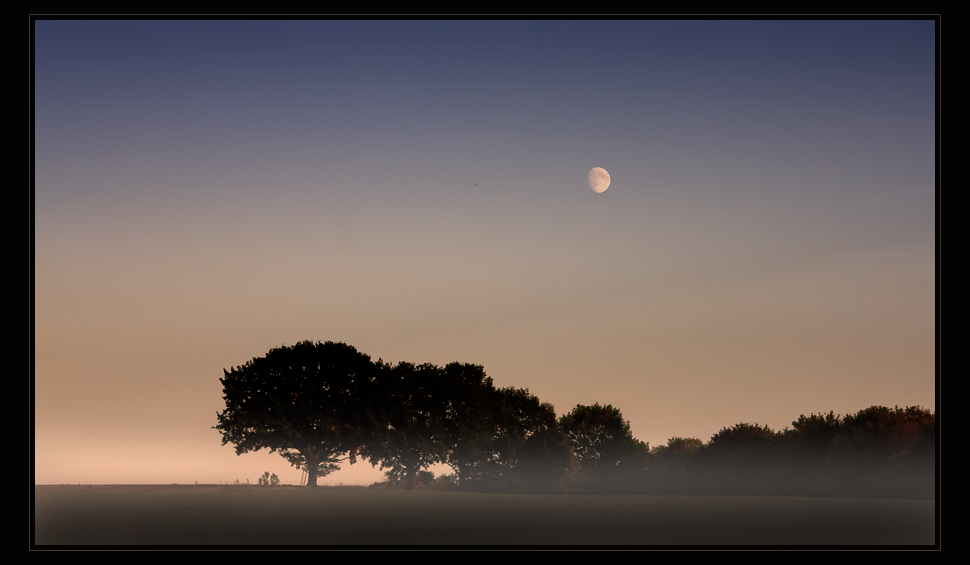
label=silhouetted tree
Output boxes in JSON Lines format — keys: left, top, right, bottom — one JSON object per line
{"left": 438, "top": 362, "right": 503, "bottom": 489}
{"left": 649, "top": 437, "right": 703, "bottom": 493}
{"left": 839, "top": 405, "right": 934, "bottom": 458}
{"left": 362, "top": 360, "right": 571, "bottom": 493}
{"left": 559, "top": 403, "right": 649, "bottom": 492}
{"left": 788, "top": 411, "right": 843, "bottom": 452}
{"left": 514, "top": 424, "right": 575, "bottom": 493}
{"left": 363, "top": 361, "right": 449, "bottom": 489}
{"left": 832, "top": 405, "right": 936, "bottom": 497}
{"left": 487, "top": 387, "right": 567, "bottom": 492}
{"left": 707, "top": 422, "right": 780, "bottom": 456}
{"left": 701, "top": 422, "right": 784, "bottom": 494}
{"left": 779, "top": 411, "right": 844, "bottom": 494}
{"left": 214, "top": 341, "right": 379, "bottom": 486}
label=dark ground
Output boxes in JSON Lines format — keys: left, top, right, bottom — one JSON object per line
{"left": 32, "top": 485, "right": 937, "bottom": 547}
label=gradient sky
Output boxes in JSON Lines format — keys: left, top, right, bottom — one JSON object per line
{"left": 33, "top": 19, "right": 937, "bottom": 486}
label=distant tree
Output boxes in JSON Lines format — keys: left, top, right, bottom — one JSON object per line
{"left": 257, "top": 471, "right": 280, "bottom": 486}
{"left": 214, "top": 341, "right": 380, "bottom": 486}
{"left": 702, "top": 422, "right": 784, "bottom": 494}
{"left": 559, "top": 404, "right": 649, "bottom": 492}
{"left": 839, "top": 405, "right": 935, "bottom": 457}
{"left": 780, "top": 411, "right": 845, "bottom": 492}
{"left": 415, "top": 470, "right": 436, "bottom": 487}
{"left": 834, "top": 405, "right": 935, "bottom": 496}
{"left": 707, "top": 422, "right": 781, "bottom": 457}
{"left": 787, "top": 411, "right": 843, "bottom": 451}
{"left": 750, "top": 405, "right": 935, "bottom": 497}
{"left": 433, "top": 473, "right": 458, "bottom": 490}
{"left": 650, "top": 436, "right": 703, "bottom": 492}
{"left": 362, "top": 361, "right": 449, "bottom": 490}
{"left": 658, "top": 436, "right": 704, "bottom": 453}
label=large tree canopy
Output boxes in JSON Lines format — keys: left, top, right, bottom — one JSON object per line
{"left": 214, "top": 341, "right": 380, "bottom": 486}
{"left": 362, "top": 361, "right": 450, "bottom": 489}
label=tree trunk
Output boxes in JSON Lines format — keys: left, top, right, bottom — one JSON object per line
{"left": 404, "top": 464, "right": 416, "bottom": 490}
{"left": 305, "top": 452, "right": 320, "bottom": 487}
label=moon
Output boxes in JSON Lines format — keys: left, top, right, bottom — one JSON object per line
{"left": 588, "top": 167, "right": 611, "bottom": 193}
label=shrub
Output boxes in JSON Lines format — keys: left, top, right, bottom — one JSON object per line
{"left": 430, "top": 473, "right": 458, "bottom": 491}
{"left": 258, "top": 471, "right": 279, "bottom": 486}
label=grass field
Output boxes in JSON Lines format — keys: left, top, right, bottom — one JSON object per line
{"left": 32, "top": 485, "right": 936, "bottom": 546}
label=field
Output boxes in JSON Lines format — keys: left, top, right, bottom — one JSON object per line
{"left": 33, "top": 485, "right": 936, "bottom": 547}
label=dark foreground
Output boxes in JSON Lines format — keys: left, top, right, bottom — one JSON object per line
{"left": 33, "top": 485, "right": 936, "bottom": 546}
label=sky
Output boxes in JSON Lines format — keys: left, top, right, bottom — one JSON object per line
{"left": 33, "top": 19, "right": 937, "bottom": 486}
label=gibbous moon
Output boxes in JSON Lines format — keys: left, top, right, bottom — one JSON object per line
{"left": 588, "top": 167, "right": 611, "bottom": 193}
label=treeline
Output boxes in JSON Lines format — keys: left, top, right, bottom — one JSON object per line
{"left": 215, "top": 341, "right": 935, "bottom": 498}
{"left": 648, "top": 406, "right": 935, "bottom": 498}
